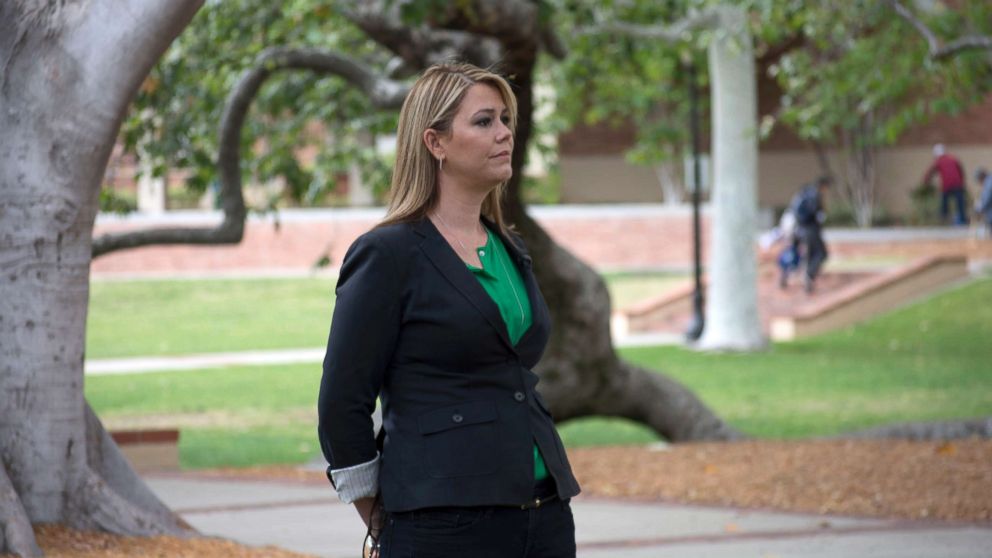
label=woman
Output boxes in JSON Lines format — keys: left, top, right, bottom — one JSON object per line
{"left": 317, "top": 63, "right": 581, "bottom": 558}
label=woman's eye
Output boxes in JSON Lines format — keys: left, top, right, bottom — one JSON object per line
{"left": 476, "top": 118, "right": 492, "bottom": 127}
{"left": 500, "top": 116, "right": 510, "bottom": 125}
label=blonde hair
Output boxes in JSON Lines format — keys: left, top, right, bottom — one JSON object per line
{"left": 379, "top": 63, "right": 518, "bottom": 235}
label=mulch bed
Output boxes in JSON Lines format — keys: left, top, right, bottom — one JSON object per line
{"left": 31, "top": 524, "right": 309, "bottom": 558}
{"left": 568, "top": 439, "right": 992, "bottom": 522}
{"left": 23, "top": 439, "right": 992, "bottom": 556}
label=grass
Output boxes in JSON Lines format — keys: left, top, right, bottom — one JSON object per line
{"left": 602, "top": 271, "right": 688, "bottom": 309}
{"left": 86, "top": 273, "right": 684, "bottom": 358}
{"left": 87, "top": 278, "right": 336, "bottom": 358}
{"left": 88, "top": 364, "right": 323, "bottom": 469}
{"left": 85, "top": 276, "right": 992, "bottom": 469}
{"left": 609, "top": 276, "right": 992, "bottom": 440}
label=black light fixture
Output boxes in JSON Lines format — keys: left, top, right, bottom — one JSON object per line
{"left": 684, "top": 60, "right": 705, "bottom": 342}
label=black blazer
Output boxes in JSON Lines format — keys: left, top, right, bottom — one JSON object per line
{"left": 317, "top": 216, "right": 581, "bottom": 512}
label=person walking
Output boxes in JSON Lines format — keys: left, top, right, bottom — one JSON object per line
{"left": 975, "top": 167, "right": 992, "bottom": 236}
{"left": 923, "top": 143, "right": 969, "bottom": 226}
{"left": 790, "top": 176, "right": 832, "bottom": 294}
{"left": 317, "top": 63, "right": 580, "bottom": 558}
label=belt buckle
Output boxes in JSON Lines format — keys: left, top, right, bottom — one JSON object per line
{"left": 520, "top": 493, "right": 556, "bottom": 510}
{"left": 520, "top": 497, "right": 543, "bottom": 510}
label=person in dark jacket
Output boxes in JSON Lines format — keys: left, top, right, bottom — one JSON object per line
{"left": 317, "top": 63, "right": 580, "bottom": 558}
{"left": 975, "top": 167, "right": 992, "bottom": 236}
{"left": 924, "top": 143, "right": 969, "bottom": 226}
{"left": 790, "top": 176, "right": 832, "bottom": 293}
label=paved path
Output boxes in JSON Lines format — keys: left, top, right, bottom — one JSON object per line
{"left": 84, "top": 332, "right": 682, "bottom": 375}
{"left": 144, "top": 473, "right": 992, "bottom": 558}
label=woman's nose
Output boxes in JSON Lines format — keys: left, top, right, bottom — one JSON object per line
{"left": 496, "top": 121, "right": 512, "bottom": 143}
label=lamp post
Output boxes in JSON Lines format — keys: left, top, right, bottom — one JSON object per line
{"left": 684, "top": 60, "right": 705, "bottom": 342}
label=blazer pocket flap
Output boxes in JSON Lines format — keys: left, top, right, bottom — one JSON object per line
{"left": 418, "top": 401, "right": 498, "bottom": 435}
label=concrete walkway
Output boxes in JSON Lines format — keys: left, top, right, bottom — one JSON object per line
{"left": 84, "top": 332, "right": 682, "bottom": 375}
{"left": 144, "top": 472, "right": 992, "bottom": 558}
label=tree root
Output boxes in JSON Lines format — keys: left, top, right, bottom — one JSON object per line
{"left": 596, "top": 359, "right": 743, "bottom": 442}
{"left": 65, "top": 466, "right": 188, "bottom": 538}
{"left": 838, "top": 416, "right": 992, "bottom": 440}
{"left": 83, "top": 402, "right": 191, "bottom": 531}
{"left": 0, "top": 461, "right": 42, "bottom": 557}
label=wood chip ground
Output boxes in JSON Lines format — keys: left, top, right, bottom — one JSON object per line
{"left": 23, "top": 439, "right": 992, "bottom": 556}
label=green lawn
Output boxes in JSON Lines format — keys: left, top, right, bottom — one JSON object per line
{"left": 85, "top": 277, "right": 992, "bottom": 469}
{"left": 86, "top": 273, "right": 683, "bottom": 358}
{"left": 603, "top": 271, "right": 688, "bottom": 309}
{"left": 87, "top": 278, "right": 337, "bottom": 358}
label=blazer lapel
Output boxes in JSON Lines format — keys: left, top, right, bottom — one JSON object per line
{"left": 412, "top": 218, "right": 516, "bottom": 353}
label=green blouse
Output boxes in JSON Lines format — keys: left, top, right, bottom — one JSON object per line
{"left": 467, "top": 228, "right": 549, "bottom": 481}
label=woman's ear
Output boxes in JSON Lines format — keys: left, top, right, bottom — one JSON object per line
{"left": 422, "top": 128, "right": 444, "bottom": 161}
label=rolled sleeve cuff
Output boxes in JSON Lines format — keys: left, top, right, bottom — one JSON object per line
{"left": 329, "top": 454, "right": 380, "bottom": 504}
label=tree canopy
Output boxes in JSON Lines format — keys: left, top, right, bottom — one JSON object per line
{"left": 123, "top": 0, "right": 992, "bottom": 216}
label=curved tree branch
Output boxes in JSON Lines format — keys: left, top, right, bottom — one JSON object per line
{"left": 889, "top": 0, "right": 992, "bottom": 60}
{"left": 430, "top": 0, "right": 540, "bottom": 42}
{"left": 92, "top": 47, "right": 409, "bottom": 258}
{"left": 578, "top": 8, "right": 720, "bottom": 42}
{"left": 539, "top": 23, "right": 568, "bottom": 60}
{"left": 341, "top": 1, "right": 502, "bottom": 69}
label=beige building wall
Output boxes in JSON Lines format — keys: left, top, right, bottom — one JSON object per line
{"left": 562, "top": 142, "right": 992, "bottom": 215}
{"left": 758, "top": 144, "right": 991, "bottom": 214}
{"left": 560, "top": 155, "right": 664, "bottom": 203}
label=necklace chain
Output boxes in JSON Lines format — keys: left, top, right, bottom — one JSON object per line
{"left": 494, "top": 240, "right": 526, "bottom": 327}
{"left": 432, "top": 211, "right": 477, "bottom": 259}
{"left": 433, "top": 212, "right": 525, "bottom": 328}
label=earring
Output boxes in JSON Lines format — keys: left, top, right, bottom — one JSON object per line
{"left": 439, "top": 157, "right": 444, "bottom": 172}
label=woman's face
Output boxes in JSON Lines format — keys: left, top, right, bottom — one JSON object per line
{"left": 432, "top": 84, "right": 514, "bottom": 190}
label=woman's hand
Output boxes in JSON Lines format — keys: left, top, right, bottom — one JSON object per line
{"left": 355, "top": 495, "right": 384, "bottom": 558}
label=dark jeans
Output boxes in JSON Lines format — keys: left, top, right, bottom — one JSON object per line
{"left": 798, "top": 226, "right": 828, "bottom": 282}
{"left": 378, "top": 479, "right": 575, "bottom": 558}
{"left": 941, "top": 188, "right": 967, "bottom": 225}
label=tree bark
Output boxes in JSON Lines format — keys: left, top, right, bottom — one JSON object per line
{"left": 0, "top": 464, "right": 40, "bottom": 557}
{"left": 696, "top": 5, "right": 765, "bottom": 351}
{"left": 840, "top": 114, "right": 878, "bottom": 228}
{"left": 0, "top": 1, "right": 201, "bottom": 553}
{"left": 837, "top": 416, "right": 992, "bottom": 440}
{"left": 655, "top": 160, "right": 685, "bottom": 206}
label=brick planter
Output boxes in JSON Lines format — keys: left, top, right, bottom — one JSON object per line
{"left": 110, "top": 429, "right": 180, "bottom": 472}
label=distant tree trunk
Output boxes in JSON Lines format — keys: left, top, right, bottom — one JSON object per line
{"left": 655, "top": 159, "right": 685, "bottom": 206}
{"left": 696, "top": 5, "right": 765, "bottom": 351}
{"left": 0, "top": 2, "right": 202, "bottom": 555}
{"left": 840, "top": 113, "right": 878, "bottom": 228}
{"left": 592, "top": 4, "right": 764, "bottom": 351}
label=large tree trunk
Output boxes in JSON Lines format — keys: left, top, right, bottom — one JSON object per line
{"left": 696, "top": 5, "right": 765, "bottom": 351}
{"left": 0, "top": 2, "right": 202, "bottom": 555}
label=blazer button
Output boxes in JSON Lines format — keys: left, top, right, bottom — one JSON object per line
{"left": 514, "top": 392, "right": 526, "bottom": 402}
{"left": 452, "top": 414, "right": 464, "bottom": 423}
